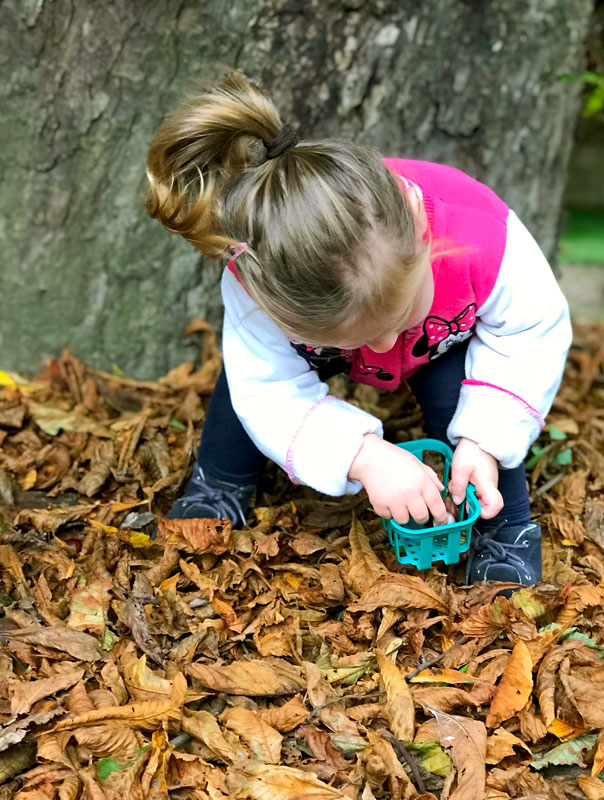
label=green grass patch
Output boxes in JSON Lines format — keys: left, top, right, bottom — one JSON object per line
{"left": 559, "top": 207, "right": 604, "bottom": 264}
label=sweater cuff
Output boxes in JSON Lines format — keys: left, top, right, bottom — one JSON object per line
{"left": 447, "top": 381, "right": 544, "bottom": 468}
{"left": 286, "top": 396, "right": 383, "bottom": 495}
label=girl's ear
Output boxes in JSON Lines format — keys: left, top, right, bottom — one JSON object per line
{"left": 406, "top": 185, "right": 428, "bottom": 242}
{"left": 412, "top": 333, "right": 429, "bottom": 357}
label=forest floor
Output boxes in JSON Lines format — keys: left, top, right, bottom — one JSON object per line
{"left": 1, "top": 320, "right": 604, "bottom": 800}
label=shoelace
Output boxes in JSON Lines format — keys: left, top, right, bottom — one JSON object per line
{"left": 180, "top": 483, "right": 247, "bottom": 526}
{"left": 470, "top": 533, "right": 531, "bottom": 580}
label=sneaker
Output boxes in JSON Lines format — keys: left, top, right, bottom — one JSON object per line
{"left": 166, "top": 464, "right": 255, "bottom": 526}
{"left": 466, "top": 522, "right": 542, "bottom": 587}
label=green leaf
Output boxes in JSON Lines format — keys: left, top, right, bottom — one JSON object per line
{"left": 530, "top": 733, "right": 598, "bottom": 770}
{"left": 169, "top": 417, "right": 186, "bottom": 430}
{"left": 328, "top": 733, "right": 368, "bottom": 757}
{"left": 552, "top": 448, "right": 573, "bottom": 466}
{"left": 97, "top": 756, "right": 129, "bottom": 781}
{"left": 102, "top": 628, "right": 118, "bottom": 651}
{"left": 0, "top": 593, "right": 12, "bottom": 606}
{"left": 406, "top": 741, "right": 452, "bottom": 777}
{"left": 112, "top": 364, "right": 126, "bottom": 377}
{"left": 559, "top": 628, "right": 604, "bottom": 651}
{"left": 548, "top": 424, "right": 567, "bottom": 441}
{"left": 526, "top": 443, "right": 552, "bottom": 469}
{"left": 512, "top": 588, "right": 546, "bottom": 619}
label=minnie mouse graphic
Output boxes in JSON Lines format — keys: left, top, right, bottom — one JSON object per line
{"left": 412, "top": 303, "right": 476, "bottom": 360}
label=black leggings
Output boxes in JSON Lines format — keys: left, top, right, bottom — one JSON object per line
{"left": 198, "top": 340, "right": 531, "bottom": 528}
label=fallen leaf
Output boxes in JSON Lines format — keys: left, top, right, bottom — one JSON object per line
{"left": 258, "top": 695, "right": 308, "bottom": 732}
{"left": 156, "top": 516, "right": 231, "bottom": 555}
{"left": 486, "top": 640, "right": 533, "bottom": 727}
{"left": 348, "top": 575, "right": 447, "bottom": 613}
{"left": 486, "top": 728, "right": 532, "bottom": 765}
{"left": 222, "top": 707, "right": 282, "bottom": 763}
{"left": 431, "top": 708, "right": 487, "bottom": 800}
{"left": 9, "top": 669, "right": 84, "bottom": 716}
{"left": 188, "top": 658, "right": 305, "bottom": 696}
{"left": 577, "top": 774, "right": 604, "bottom": 800}
{"left": 593, "top": 730, "right": 604, "bottom": 777}
{"left": 376, "top": 650, "right": 414, "bottom": 741}
{"left": 530, "top": 732, "right": 598, "bottom": 770}
{"left": 235, "top": 763, "right": 348, "bottom": 799}
{"left": 5, "top": 625, "right": 104, "bottom": 662}
{"left": 345, "top": 517, "right": 388, "bottom": 595}
{"left": 181, "top": 709, "right": 240, "bottom": 762}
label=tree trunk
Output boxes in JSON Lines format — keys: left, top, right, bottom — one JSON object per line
{"left": 0, "top": 0, "right": 593, "bottom": 378}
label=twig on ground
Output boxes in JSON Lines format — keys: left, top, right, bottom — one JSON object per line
{"left": 306, "top": 691, "right": 384, "bottom": 719}
{"left": 404, "top": 635, "right": 470, "bottom": 681}
{"left": 532, "top": 471, "right": 566, "bottom": 499}
{"left": 383, "top": 731, "right": 427, "bottom": 793}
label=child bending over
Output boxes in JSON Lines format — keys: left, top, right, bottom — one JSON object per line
{"left": 145, "top": 71, "right": 571, "bottom": 586}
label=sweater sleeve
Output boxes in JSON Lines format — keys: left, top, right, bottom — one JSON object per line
{"left": 447, "top": 210, "right": 572, "bottom": 468}
{"left": 220, "top": 268, "right": 383, "bottom": 495}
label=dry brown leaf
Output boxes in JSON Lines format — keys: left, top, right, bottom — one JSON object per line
{"left": 432, "top": 708, "right": 487, "bottom": 800}
{"left": 156, "top": 516, "right": 231, "bottom": 554}
{"left": 5, "top": 625, "right": 104, "bottom": 662}
{"left": 376, "top": 650, "right": 414, "bottom": 741}
{"left": 71, "top": 723, "right": 140, "bottom": 759}
{"left": 54, "top": 672, "right": 187, "bottom": 731}
{"left": 365, "top": 729, "right": 417, "bottom": 800}
{"left": 188, "top": 658, "right": 305, "bottom": 696}
{"left": 221, "top": 707, "right": 282, "bottom": 764}
{"left": 412, "top": 686, "right": 482, "bottom": 713}
{"left": 234, "top": 763, "right": 348, "bottom": 799}
{"left": 304, "top": 662, "right": 358, "bottom": 735}
{"left": 319, "top": 563, "right": 345, "bottom": 602}
{"left": 9, "top": 669, "right": 84, "bottom": 717}
{"left": 181, "top": 709, "right": 239, "bottom": 762}
{"left": 410, "top": 668, "right": 477, "bottom": 684}
{"left": 345, "top": 517, "right": 388, "bottom": 595}
{"left": 348, "top": 574, "right": 447, "bottom": 613}
{"left": 486, "top": 641, "right": 533, "bottom": 728}
{"left": 555, "top": 582, "right": 604, "bottom": 631}
{"left": 560, "top": 667, "right": 604, "bottom": 727}
{"left": 486, "top": 728, "right": 532, "bottom": 765}
{"left": 258, "top": 695, "right": 308, "bottom": 732}
{"left": 577, "top": 774, "right": 604, "bottom": 800}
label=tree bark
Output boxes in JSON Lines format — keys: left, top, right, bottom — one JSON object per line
{"left": 0, "top": 0, "right": 594, "bottom": 378}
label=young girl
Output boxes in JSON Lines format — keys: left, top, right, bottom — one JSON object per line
{"left": 145, "top": 71, "right": 571, "bottom": 586}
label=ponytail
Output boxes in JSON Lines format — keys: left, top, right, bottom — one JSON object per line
{"left": 145, "top": 70, "right": 282, "bottom": 257}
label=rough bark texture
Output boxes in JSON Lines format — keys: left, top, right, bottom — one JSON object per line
{"left": 0, "top": 0, "right": 594, "bottom": 378}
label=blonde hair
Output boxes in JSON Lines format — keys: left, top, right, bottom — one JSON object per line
{"left": 146, "top": 70, "right": 428, "bottom": 343}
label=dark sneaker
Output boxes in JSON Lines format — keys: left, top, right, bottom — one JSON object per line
{"left": 166, "top": 465, "right": 255, "bottom": 526}
{"left": 466, "top": 522, "right": 542, "bottom": 587}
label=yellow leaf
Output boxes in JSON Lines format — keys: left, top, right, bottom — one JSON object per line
{"left": 486, "top": 641, "right": 533, "bottom": 728}
{"left": 111, "top": 500, "right": 147, "bottom": 512}
{"left": 592, "top": 730, "right": 604, "bottom": 777}
{"left": 221, "top": 707, "right": 282, "bottom": 763}
{"left": 86, "top": 519, "right": 119, "bottom": 535}
{"left": 410, "top": 668, "right": 477, "bottom": 684}
{"left": 22, "top": 469, "right": 37, "bottom": 491}
{"left": 376, "top": 650, "right": 414, "bottom": 741}
{"left": 127, "top": 530, "right": 154, "bottom": 548}
{"left": 548, "top": 718, "right": 586, "bottom": 741}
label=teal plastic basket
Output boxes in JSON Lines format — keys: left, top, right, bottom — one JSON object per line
{"left": 382, "top": 439, "right": 481, "bottom": 570}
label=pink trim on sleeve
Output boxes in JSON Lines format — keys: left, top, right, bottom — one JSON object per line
{"left": 461, "top": 379, "right": 545, "bottom": 426}
{"left": 285, "top": 396, "right": 334, "bottom": 484}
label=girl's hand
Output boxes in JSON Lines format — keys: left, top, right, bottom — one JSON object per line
{"left": 349, "top": 434, "right": 448, "bottom": 525}
{"left": 449, "top": 437, "right": 503, "bottom": 519}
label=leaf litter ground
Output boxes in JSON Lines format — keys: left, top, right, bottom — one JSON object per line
{"left": 2, "top": 321, "right": 604, "bottom": 799}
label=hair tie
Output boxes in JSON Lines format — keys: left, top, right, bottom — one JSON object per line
{"left": 263, "top": 125, "right": 298, "bottom": 159}
{"left": 230, "top": 242, "right": 248, "bottom": 260}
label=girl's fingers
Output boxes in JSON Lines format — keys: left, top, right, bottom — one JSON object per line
{"left": 423, "top": 486, "right": 448, "bottom": 526}
{"left": 423, "top": 464, "right": 444, "bottom": 492}
{"left": 406, "top": 496, "right": 431, "bottom": 526}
